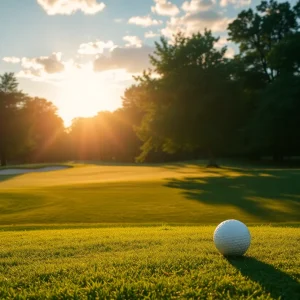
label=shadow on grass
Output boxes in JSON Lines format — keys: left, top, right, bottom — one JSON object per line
{"left": 227, "top": 257, "right": 300, "bottom": 300}
{"left": 0, "top": 165, "right": 73, "bottom": 183}
{"left": 165, "top": 169, "right": 300, "bottom": 222}
{"left": 0, "top": 174, "right": 20, "bottom": 183}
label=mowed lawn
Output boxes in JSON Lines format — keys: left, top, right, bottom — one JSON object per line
{"left": 0, "top": 163, "right": 300, "bottom": 225}
{"left": 0, "top": 226, "right": 299, "bottom": 299}
{"left": 0, "top": 164, "right": 299, "bottom": 299}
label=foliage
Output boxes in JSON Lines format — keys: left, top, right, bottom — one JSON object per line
{"left": 69, "top": 109, "right": 141, "bottom": 162}
{"left": 21, "top": 97, "right": 66, "bottom": 162}
{"left": 228, "top": 0, "right": 300, "bottom": 82}
{"left": 0, "top": 73, "right": 27, "bottom": 166}
{"left": 126, "top": 31, "right": 244, "bottom": 163}
{"left": 248, "top": 74, "right": 300, "bottom": 157}
{"left": 228, "top": 0, "right": 300, "bottom": 160}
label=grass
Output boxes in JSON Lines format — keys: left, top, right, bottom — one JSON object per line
{"left": 0, "top": 162, "right": 299, "bottom": 298}
{"left": 0, "top": 226, "right": 299, "bottom": 299}
{"left": 0, "top": 162, "right": 300, "bottom": 225}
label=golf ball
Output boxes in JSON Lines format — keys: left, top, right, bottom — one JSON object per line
{"left": 213, "top": 219, "right": 251, "bottom": 256}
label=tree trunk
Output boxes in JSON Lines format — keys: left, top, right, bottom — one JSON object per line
{"left": 206, "top": 148, "right": 220, "bottom": 168}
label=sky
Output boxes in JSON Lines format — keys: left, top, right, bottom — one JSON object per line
{"left": 0, "top": 0, "right": 296, "bottom": 126}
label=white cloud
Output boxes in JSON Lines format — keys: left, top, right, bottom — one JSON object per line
{"left": 114, "top": 18, "right": 123, "bottom": 23}
{"left": 94, "top": 46, "right": 154, "bottom": 73}
{"left": 151, "top": 0, "right": 180, "bottom": 16}
{"left": 128, "top": 15, "right": 163, "bottom": 27}
{"left": 162, "top": 10, "right": 231, "bottom": 39}
{"left": 220, "top": 0, "right": 251, "bottom": 7}
{"left": 37, "top": 0, "right": 106, "bottom": 15}
{"left": 123, "top": 36, "right": 143, "bottom": 48}
{"left": 18, "top": 52, "right": 65, "bottom": 81}
{"left": 182, "top": 0, "right": 215, "bottom": 12}
{"left": 78, "top": 40, "right": 115, "bottom": 55}
{"left": 17, "top": 52, "right": 137, "bottom": 85}
{"left": 145, "top": 31, "right": 160, "bottom": 38}
{"left": 3, "top": 56, "right": 21, "bottom": 64}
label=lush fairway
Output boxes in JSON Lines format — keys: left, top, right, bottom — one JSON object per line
{"left": 1, "top": 163, "right": 300, "bottom": 225}
{"left": 0, "top": 163, "right": 300, "bottom": 225}
{"left": 0, "top": 226, "right": 299, "bottom": 299}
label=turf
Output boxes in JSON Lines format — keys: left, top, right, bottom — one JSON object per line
{"left": 0, "top": 163, "right": 300, "bottom": 225}
{"left": 0, "top": 163, "right": 299, "bottom": 298}
{"left": 0, "top": 226, "right": 299, "bottom": 299}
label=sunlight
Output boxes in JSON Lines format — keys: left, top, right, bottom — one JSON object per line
{"left": 56, "top": 63, "right": 129, "bottom": 126}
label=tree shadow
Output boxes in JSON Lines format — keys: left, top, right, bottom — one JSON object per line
{"left": 226, "top": 257, "right": 300, "bottom": 300}
{"left": 164, "top": 169, "right": 300, "bottom": 222}
{"left": 0, "top": 174, "right": 20, "bottom": 183}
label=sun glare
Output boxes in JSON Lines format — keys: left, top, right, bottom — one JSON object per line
{"left": 55, "top": 63, "right": 128, "bottom": 127}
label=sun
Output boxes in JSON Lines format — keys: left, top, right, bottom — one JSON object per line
{"left": 55, "top": 63, "right": 126, "bottom": 127}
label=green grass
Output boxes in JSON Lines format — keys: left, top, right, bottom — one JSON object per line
{"left": 0, "top": 163, "right": 299, "bottom": 298}
{"left": 0, "top": 163, "right": 300, "bottom": 225}
{"left": 0, "top": 226, "right": 299, "bottom": 299}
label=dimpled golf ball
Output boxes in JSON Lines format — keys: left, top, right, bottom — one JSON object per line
{"left": 213, "top": 219, "right": 251, "bottom": 256}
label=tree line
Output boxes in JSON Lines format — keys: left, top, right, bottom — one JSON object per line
{"left": 1, "top": 0, "right": 299, "bottom": 166}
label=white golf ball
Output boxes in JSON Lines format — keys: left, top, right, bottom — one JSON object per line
{"left": 213, "top": 219, "right": 251, "bottom": 256}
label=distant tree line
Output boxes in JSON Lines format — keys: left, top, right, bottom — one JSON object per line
{"left": 1, "top": 0, "right": 299, "bottom": 166}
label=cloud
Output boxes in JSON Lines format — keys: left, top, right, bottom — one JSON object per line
{"left": 220, "top": 0, "right": 251, "bottom": 7}
{"left": 182, "top": 0, "right": 215, "bottom": 12}
{"left": 145, "top": 31, "right": 160, "bottom": 38}
{"left": 151, "top": 0, "right": 180, "bottom": 16}
{"left": 128, "top": 15, "right": 163, "bottom": 27}
{"left": 224, "top": 47, "right": 235, "bottom": 58}
{"left": 78, "top": 40, "right": 115, "bottom": 55}
{"left": 37, "top": 0, "right": 105, "bottom": 15}
{"left": 18, "top": 52, "right": 65, "bottom": 80}
{"left": 94, "top": 46, "right": 154, "bottom": 73}
{"left": 114, "top": 18, "right": 123, "bottom": 23}
{"left": 161, "top": 10, "right": 231, "bottom": 39}
{"left": 214, "top": 36, "right": 236, "bottom": 57}
{"left": 123, "top": 36, "right": 143, "bottom": 48}
{"left": 3, "top": 56, "right": 21, "bottom": 63}
{"left": 214, "top": 36, "right": 228, "bottom": 47}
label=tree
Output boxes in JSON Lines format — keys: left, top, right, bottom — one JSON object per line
{"left": 228, "top": 0, "right": 300, "bottom": 82}
{"left": 0, "top": 73, "right": 26, "bottom": 166}
{"left": 268, "top": 32, "right": 300, "bottom": 74}
{"left": 22, "top": 97, "right": 65, "bottom": 162}
{"left": 247, "top": 74, "right": 300, "bottom": 161}
{"left": 228, "top": 0, "right": 300, "bottom": 161}
{"left": 126, "top": 31, "right": 243, "bottom": 166}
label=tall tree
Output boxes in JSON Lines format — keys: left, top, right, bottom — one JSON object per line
{"left": 228, "top": 0, "right": 300, "bottom": 82}
{"left": 0, "top": 73, "right": 26, "bottom": 166}
{"left": 228, "top": 0, "right": 300, "bottom": 161}
{"left": 22, "top": 97, "right": 65, "bottom": 162}
{"left": 126, "top": 31, "right": 243, "bottom": 165}
{"left": 248, "top": 74, "right": 300, "bottom": 160}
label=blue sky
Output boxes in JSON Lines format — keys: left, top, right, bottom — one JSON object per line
{"left": 0, "top": 0, "right": 296, "bottom": 125}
